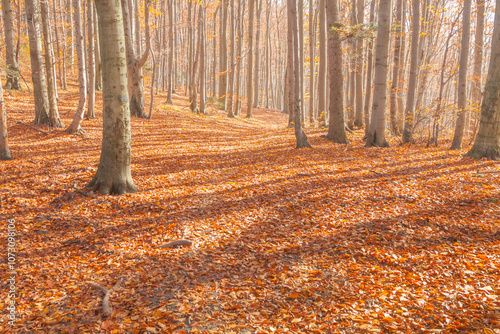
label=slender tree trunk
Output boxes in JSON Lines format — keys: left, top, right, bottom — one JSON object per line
{"left": 402, "top": 0, "right": 420, "bottom": 143}
{"left": 308, "top": 0, "right": 317, "bottom": 124}
{"left": 94, "top": 5, "right": 102, "bottom": 91}
{"left": 219, "top": 0, "right": 228, "bottom": 107}
{"left": 190, "top": 3, "right": 200, "bottom": 113}
{"left": 326, "top": 0, "right": 348, "bottom": 143}
{"left": 87, "top": 0, "right": 96, "bottom": 118}
{"left": 288, "top": 0, "right": 311, "bottom": 148}
{"left": 234, "top": 1, "right": 245, "bottom": 116}
{"left": 89, "top": 0, "right": 137, "bottom": 195}
{"left": 451, "top": 0, "right": 472, "bottom": 149}
{"left": 318, "top": 0, "right": 327, "bottom": 124}
{"left": 466, "top": 0, "right": 500, "bottom": 160}
{"left": 364, "top": 0, "right": 376, "bottom": 136}
{"left": 253, "top": 0, "right": 263, "bottom": 108}
{"left": 0, "top": 72, "right": 10, "bottom": 160}
{"left": 166, "top": 0, "right": 174, "bottom": 104}
{"left": 347, "top": 0, "right": 356, "bottom": 128}
{"left": 2, "top": 0, "right": 21, "bottom": 90}
{"left": 25, "top": 0, "right": 51, "bottom": 126}
{"left": 227, "top": 0, "right": 236, "bottom": 117}
{"left": 389, "top": 0, "right": 402, "bottom": 135}
{"left": 354, "top": 0, "right": 365, "bottom": 127}
{"left": 199, "top": 5, "right": 207, "bottom": 114}
{"left": 40, "top": 0, "right": 63, "bottom": 128}
{"left": 66, "top": 0, "right": 87, "bottom": 134}
{"left": 366, "top": 0, "right": 392, "bottom": 147}
{"left": 470, "top": 0, "right": 485, "bottom": 141}
{"left": 246, "top": 0, "right": 255, "bottom": 118}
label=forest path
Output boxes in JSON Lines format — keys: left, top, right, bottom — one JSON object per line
{"left": 1, "top": 86, "right": 499, "bottom": 333}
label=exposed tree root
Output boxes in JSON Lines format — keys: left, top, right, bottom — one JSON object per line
{"left": 158, "top": 240, "right": 193, "bottom": 249}
{"left": 87, "top": 278, "right": 122, "bottom": 316}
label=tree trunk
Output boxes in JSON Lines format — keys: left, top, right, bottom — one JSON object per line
{"left": 2, "top": 0, "right": 21, "bottom": 90}
{"left": 199, "top": 5, "right": 207, "bottom": 114}
{"left": 466, "top": 0, "right": 500, "bottom": 160}
{"left": 354, "top": 0, "right": 364, "bottom": 127}
{"left": 227, "top": 0, "right": 236, "bottom": 117}
{"left": 366, "top": 0, "right": 392, "bottom": 147}
{"left": 470, "top": 0, "right": 485, "bottom": 141}
{"left": 166, "top": 0, "right": 174, "bottom": 104}
{"left": 288, "top": 0, "right": 311, "bottom": 148}
{"left": 87, "top": 0, "right": 96, "bottom": 118}
{"left": 308, "top": 0, "right": 317, "bottom": 124}
{"left": 246, "top": 0, "right": 255, "bottom": 118}
{"left": 25, "top": 0, "right": 51, "bottom": 126}
{"left": 121, "top": 0, "right": 150, "bottom": 118}
{"left": 390, "top": 0, "right": 403, "bottom": 135}
{"left": 219, "top": 0, "right": 228, "bottom": 107}
{"left": 402, "top": 0, "right": 420, "bottom": 143}
{"left": 451, "top": 0, "right": 472, "bottom": 149}
{"left": 253, "top": 0, "right": 263, "bottom": 108}
{"left": 363, "top": 0, "right": 376, "bottom": 136}
{"left": 234, "top": 1, "right": 245, "bottom": 116}
{"left": 40, "top": 0, "right": 63, "bottom": 128}
{"left": 0, "top": 72, "right": 10, "bottom": 160}
{"left": 89, "top": 0, "right": 138, "bottom": 195}
{"left": 66, "top": 0, "right": 87, "bottom": 134}
{"left": 318, "top": 0, "right": 327, "bottom": 124}
{"left": 326, "top": 0, "right": 348, "bottom": 143}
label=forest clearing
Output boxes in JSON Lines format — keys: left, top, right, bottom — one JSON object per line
{"left": 1, "top": 85, "right": 499, "bottom": 333}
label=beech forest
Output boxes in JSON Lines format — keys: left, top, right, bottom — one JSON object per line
{"left": 0, "top": 0, "right": 500, "bottom": 332}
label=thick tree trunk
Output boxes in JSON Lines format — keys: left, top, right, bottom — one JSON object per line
{"left": 66, "top": 0, "right": 87, "bottom": 134}
{"left": 402, "top": 0, "right": 420, "bottom": 143}
{"left": 366, "top": 0, "right": 392, "bottom": 147}
{"left": 0, "top": 73, "right": 10, "bottom": 160}
{"left": 40, "top": 0, "right": 63, "bottom": 128}
{"left": 451, "top": 0, "right": 472, "bottom": 150}
{"left": 326, "top": 0, "right": 348, "bottom": 143}
{"left": 25, "top": 0, "right": 51, "bottom": 126}
{"left": 466, "top": 0, "right": 500, "bottom": 160}
{"left": 2, "top": 0, "right": 21, "bottom": 90}
{"left": 89, "top": 0, "right": 138, "bottom": 195}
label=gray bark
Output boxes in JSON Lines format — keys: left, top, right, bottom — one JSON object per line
{"left": 2, "top": 0, "right": 21, "bottom": 90}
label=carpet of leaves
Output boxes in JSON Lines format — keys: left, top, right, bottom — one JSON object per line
{"left": 1, "top": 86, "right": 499, "bottom": 334}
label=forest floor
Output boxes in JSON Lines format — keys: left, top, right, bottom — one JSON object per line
{"left": 1, "top": 85, "right": 500, "bottom": 334}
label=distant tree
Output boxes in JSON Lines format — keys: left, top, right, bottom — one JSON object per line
{"left": 198, "top": 4, "right": 207, "bottom": 114}
{"left": 247, "top": 0, "right": 255, "bottom": 118}
{"left": 219, "top": 0, "right": 229, "bottom": 108}
{"left": 89, "top": 0, "right": 138, "bottom": 195}
{"left": 326, "top": 0, "right": 348, "bottom": 144}
{"left": 389, "top": 0, "right": 403, "bottom": 135}
{"left": 318, "top": 0, "right": 327, "bottom": 124}
{"left": 2, "top": 0, "right": 21, "bottom": 90}
{"left": 87, "top": 0, "right": 96, "bottom": 118}
{"left": 227, "top": 0, "right": 236, "bottom": 117}
{"left": 466, "top": 0, "right": 500, "bottom": 160}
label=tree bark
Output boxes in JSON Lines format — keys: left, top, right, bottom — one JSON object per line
{"left": 25, "top": 0, "right": 51, "bottom": 126}
{"left": 288, "top": 0, "right": 311, "bottom": 148}
{"left": 318, "top": 0, "right": 327, "bottom": 124}
{"left": 253, "top": 0, "right": 263, "bottom": 108}
{"left": 366, "top": 0, "right": 392, "bottom": 147}
{"left": 199, "top": 5, "right": 207, "bottom": 114}
{"left": 40, "top": 0, "right": 63, "bottom": 128}
{"left": 326, "top": 0, "right": 348, "bottom": 143}
{"left": 390, "top": 0, "right": 403, "bottom": 135}
{"left": 227, "top": 0, "right": 236, "bottom": 117}
{"left": 308, "top": 0, "right": 317, "bottom": 124}
{"left": 402, "top": 0, "right": 420, "bottom": 143}
{"left": 87, "top": 0, "right": 96, "bottom": 118}
{"left": 466, "top": 0, "right": 500, "bottom": 160}
{"left": 89, "top": 0, "right": 138, "bottom": 195}
{"left": 354, "top": 0, "right": 364, "bottom": 127}
{"left": 470, "top": 0, "right": 485, "bottom": 140}
{"left": 246, "top": 0, "right": 255, "bottom": 118}
{"left": 66, "top": 0, "right": 87, "bottom": 134}
{"left": 363, "top": 0, "right": 376, "bottom": 136}
{"left": 2, "top": 0, "right": 21, "bottom": 90}
{"left": 166, "top": 0, "right": 174, "bottom": 104}
{"left": 219, "top": 0, "right": 228, "bottom": 107}
{"left": 0, "top": 72, "right": 10, "bottom": 160}
{"left": 451, "top": 0, "right": 472, "bottom": 149}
